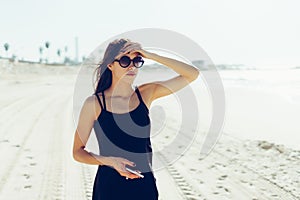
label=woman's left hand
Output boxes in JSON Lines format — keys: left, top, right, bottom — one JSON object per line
{"left": 132, "top": 49, "right": 155, "bottom": 59}
{"left": 121, "top": 43, "right": 155, "bottom": 59}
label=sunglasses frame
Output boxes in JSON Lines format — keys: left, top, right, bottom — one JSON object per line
{"left": 113, "top": 55, "right": 144, "bottom": 68}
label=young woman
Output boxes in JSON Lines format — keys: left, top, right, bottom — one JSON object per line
{"left": 72, "top": 38, "right": 199, "bottom": 200}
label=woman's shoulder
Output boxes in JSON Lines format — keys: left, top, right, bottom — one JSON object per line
{"left": 86, "top": 93, "right": 104, "bottom": 110}
{"left": 137, "top": 82, "right": 160, "bottom": 97}
{"left": 136, "top": 83, "right": 158, "bottom": 109}
{"left": 86, "top": 93, "right": 103, "bottom": 103}
{"left": 137, "top": 83, "right": 155, "bottom": 92}
{"left": 82, "top": 94, "right": 103, "bottom": 119}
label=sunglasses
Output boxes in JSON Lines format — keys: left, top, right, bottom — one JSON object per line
{"left": 113, "top": 55, "right": 144, "bottom": 68}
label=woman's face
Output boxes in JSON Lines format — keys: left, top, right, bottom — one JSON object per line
{"left": 108, "top": 51, "right": 141, "bottom": 83}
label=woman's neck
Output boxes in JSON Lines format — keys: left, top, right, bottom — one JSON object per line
{"left": 106, "top": 81, "right": 135, "bottom": 98}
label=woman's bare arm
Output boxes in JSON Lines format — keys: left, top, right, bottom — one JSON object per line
{"left": 72, "top": 95, "right": 109, "bottom": 165}
{"left": 72, "top": 95, "right": 141, "bottom": 178}
{"left": 136, "top": 49, "right": 200, "bottom": 101}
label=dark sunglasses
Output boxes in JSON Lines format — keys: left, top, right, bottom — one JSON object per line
{"left": 113, "top": 55, "right": 144, "bottom": 68}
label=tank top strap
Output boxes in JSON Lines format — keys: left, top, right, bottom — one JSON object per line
{"left": 94, "top": 92, "right": 106, "bottom": 111}
{"left": 134, "top": 85, "right": 143, "bottom": 103}
{"left": 101, "top": 90, "right": 107, "bottom": 110}
{"left": 135, "top": 85, "right": 149, "bottom": 114}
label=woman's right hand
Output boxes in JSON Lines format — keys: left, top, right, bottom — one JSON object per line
{"left": 106, "top": 156, "right": 141, "bottom": 179}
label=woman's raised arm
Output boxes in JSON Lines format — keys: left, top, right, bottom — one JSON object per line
{"left": 135, "top": 49, "right": 200, "bottom": 101}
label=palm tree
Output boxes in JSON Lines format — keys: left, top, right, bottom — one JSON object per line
{"left": 39, "top": 46, "right": 44, "bottom": 63}
{"left": 57, "top": 49, "right": 61, "bottom": 63}
{"left": 45, "top": 41, "right": 50, "bottom": 49}
{"left": 45, "top": 41, "right": 50, "bottom": 63}
{"left": 4, "top": 43, "right": 9, "bottom": 58}
{"left": 64, "top": 46, "right": 68, "bottom": 64}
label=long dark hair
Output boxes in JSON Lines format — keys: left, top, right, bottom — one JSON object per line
{"left": 93, "top": 38, "right": 131, "bottom": 95}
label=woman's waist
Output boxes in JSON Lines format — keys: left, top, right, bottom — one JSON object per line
{"left": 98, "top": 164, "right": 154, "bottom": 176}
{"left": 99, "top": 153, "right": 153, "bottom": 173}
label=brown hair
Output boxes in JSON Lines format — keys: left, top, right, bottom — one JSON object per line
{"left": 93, "top": 38, "right": 131, "bottom": 94}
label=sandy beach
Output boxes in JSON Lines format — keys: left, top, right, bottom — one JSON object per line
{"left": 0, "top": 61, "right": 299, "bottom": 199}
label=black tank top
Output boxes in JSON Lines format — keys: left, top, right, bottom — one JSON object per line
{"left": 93, "top": 86, "right": 153, "bottom": 172}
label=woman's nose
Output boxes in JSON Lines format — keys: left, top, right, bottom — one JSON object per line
{"left": 128, "top": 65, "right": 135, "bottom": 70}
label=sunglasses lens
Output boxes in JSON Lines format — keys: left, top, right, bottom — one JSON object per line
{"left": 119, "top": 56, "right": 130, "bottom": 67}
{"left": 116, "top": 56, "right": 144, "bottom": 68}
{"left": 133, "top": 57, "right": 144, "bottom": 68}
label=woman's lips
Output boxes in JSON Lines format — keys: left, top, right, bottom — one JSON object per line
{"left": 126, "top": 73, "right": 136, "bottom": 76}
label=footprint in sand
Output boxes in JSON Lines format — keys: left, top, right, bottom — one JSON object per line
{"left": 24, "top": 185, "right": 32, "bottom": 189}
{"left": 216, "top": 184, "right": 231, "bottom": 194}
{"left": 271, "top": 194, "right": 278, "bottom": 198}
{"left": 218, "top": 174, "right": 228, "bottom": 180}
{"left": 240, "top": 179, "right": 248, "bottom": 183}
{"left": 208, "top": 164, "right": 215, "bottom": 169}
{"left": 23, "top": 173, "right": 31, "bottom": 179}
{"left": 224, "top": 187, "right": 230, "bottom": 193}
{"left": 198, "top": 179, "right": 204, "bottom": 184}
{"left": 260, "top": 187, "right": 267, "bottom": 191}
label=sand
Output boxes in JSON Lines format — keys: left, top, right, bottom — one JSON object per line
{"left": 0, "top": 62, "right": 299, "bottom": 199}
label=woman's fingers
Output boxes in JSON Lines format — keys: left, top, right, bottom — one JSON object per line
{"left": 120, "top": 171, "right": 140, "bottom": 179}
{"left": 121, "top": 159, "right": 136, "bottom": 167}
{"left": 112, "top": 157, "right": 141, "bottom": 179}
{"left": 121, "top": 43, "right": 142, "bottom": 54}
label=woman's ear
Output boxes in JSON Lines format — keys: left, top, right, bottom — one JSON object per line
{"left": 107, "top": 64, "right": 113, "bottom": 71}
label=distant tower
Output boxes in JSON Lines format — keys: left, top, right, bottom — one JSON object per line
{"left": 75, "top": 36, "right": 79, "bottom": 63}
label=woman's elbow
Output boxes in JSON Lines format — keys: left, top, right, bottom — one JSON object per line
{"left": 72, "top": 147, "right": 83, "bottom": 162}
{"left": 187, "top": 70, "right": 200, "bottom": 82}
{"left": 73, "top": 150, "right": 79, "bottom": 161}
{"left": 192, "top": 69, "right": 200, "bottom": 80}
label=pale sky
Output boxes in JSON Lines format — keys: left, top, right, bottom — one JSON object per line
{"left": 1, "top": 0, "right": 299, "bottom": 68}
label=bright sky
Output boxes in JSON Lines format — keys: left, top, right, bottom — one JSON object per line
{"left": 1, "top": 0, "right": 299, "bottom": 68}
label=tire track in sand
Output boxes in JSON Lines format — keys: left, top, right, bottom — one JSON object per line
{"left": 0, "top": 92, "right": 64, "bottom": 196}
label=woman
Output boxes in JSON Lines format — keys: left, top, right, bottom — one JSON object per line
{"left": 72, "top": 38, "right": 199, "bottom": 200}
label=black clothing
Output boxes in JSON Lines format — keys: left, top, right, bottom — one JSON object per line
{"left": 92, "top": 86, "right": 158, "bottom": 200}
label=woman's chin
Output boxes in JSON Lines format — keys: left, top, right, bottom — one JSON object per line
{"left": 122, "top": 77, "right": 135, "bottom": 84}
